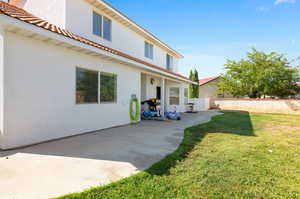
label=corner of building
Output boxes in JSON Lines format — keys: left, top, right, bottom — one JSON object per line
{"left": 0, "top": 24, "right": 6, "bottom": 149}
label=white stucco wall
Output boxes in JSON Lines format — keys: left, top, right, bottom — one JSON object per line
{"left": 22, "top": 0, "right": 67, "bottom": 29}
{"left": 0, "top": 25, "right": 5, "bottom": 148}
{"left": 10, "top": 0, "right": 181, "bottom": 74}
{"left": 145, "top": 75, "right": 161, "bottom": 100}
{"left": 141, "top": 73, "right": 147, "bottom": 102}
{"left": 64, "top": 0, "right": 179, "bottom": 73}
{"left": 13, "top": 0, "right": 180, "bottom": 73}
{"left": 199, "top": 80, "right": 219, "bottom": 98}
{"left": 0, "top": 32, "right": 141, "bottom": 149}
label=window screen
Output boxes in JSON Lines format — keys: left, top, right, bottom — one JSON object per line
{"left": 166, "top": 54, "right": 174, "bottom": 71}
{"left": 93, "top": 12, "right": 102, "bottom": 37}
{"left": 145, "top": 42, "right": 153, "bottom": 59}
{"left": 103, "top": 17, "right": 112, "bottom": 41}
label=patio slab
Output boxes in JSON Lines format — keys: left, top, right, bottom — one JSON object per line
{"left": 0, "top": 111, "right": 220, "bottom": 199}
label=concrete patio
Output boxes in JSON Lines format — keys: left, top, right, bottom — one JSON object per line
{"left": 0, "top": 111, "right": 219, "bottom": 199}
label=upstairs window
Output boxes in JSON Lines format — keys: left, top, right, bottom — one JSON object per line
{"left": 166, "top": 54, "right": 174, "bottom": 71}
{"left": 145, "top": 41, "right": 153, "bottom": 59}
{"left": 93, "top": 12, "right": 102, "bottom": 37}
{"left": 93, "top": 12, "right": 112, "bottom": 41}
{"left": 103, "top": 17, "right": 112, "bottom": 41}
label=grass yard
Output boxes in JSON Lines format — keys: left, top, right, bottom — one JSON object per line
{"left": 58, "top": 111, "right": 300, "bottom": 199}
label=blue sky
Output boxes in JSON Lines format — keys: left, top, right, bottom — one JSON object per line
{"left": 105, "top": 0, "right": 300, "bottom": 78}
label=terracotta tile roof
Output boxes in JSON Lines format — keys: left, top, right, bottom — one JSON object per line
{"left": 199, "top": 76, "right": 220, "bottom": 86}
{"left": 0, "top": 2, "right": 192, "bottom": 82}
{"left": 9, "top": 0, "right": 26, "bottom": 8}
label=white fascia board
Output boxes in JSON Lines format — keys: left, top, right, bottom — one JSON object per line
{"left": 87, "top": 0, "right": 184, "bottom": 59}
{"left": 0, "top": 14, "right": 195, "bottom": 84}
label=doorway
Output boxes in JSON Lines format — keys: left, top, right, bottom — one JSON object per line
{"left": 156, "top": 87, "right": 161, "bottom": 100}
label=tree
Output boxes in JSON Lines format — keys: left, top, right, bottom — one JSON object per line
{"left": 193, "top": 69, "right": 200, "bottom": 98}
{"left": 189, "top": 70, "right": 195, "bottom": 98}
{"left": 189, "top": 69, "right": 200, "bottom": 98}
{"left": 218, "top": 48, "right": 300, "bottom": 98}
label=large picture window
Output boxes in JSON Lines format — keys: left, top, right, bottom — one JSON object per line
{"left": 76, "top": 68, "right": 99, "bottom": 104}
{"left": 100, "top": 72, "right": 117, "bottom": 103}
{"left": 169, "top": 87, "right": 180, "bottom": 105}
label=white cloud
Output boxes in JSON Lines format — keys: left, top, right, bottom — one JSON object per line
{"left": 274, "top": 0, "right": 296, "bottom": 5}
{"left": 258, "top": 6, "right": 270, "bottom": 12}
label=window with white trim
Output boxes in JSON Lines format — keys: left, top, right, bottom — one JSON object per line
{"left": 76, "top": 68, "right": 118, "bottom": 104}
{"left": 103, "top": 16, "right": 112, "bottom": 41}
{"left": 166, "top": 54, "right": 174, "bottom": 71}
{"left": 184, "top": 88, "right": 189, "bottom": 104}
{"left": 76, "top": 68, "right": 99, "bottom": 104}
{"left": 145, "top": 41, "right": 154, "bottom": 59}
{"left": 93, "top": 11, "right": 112, "bottom": 41}
{"left": 100, "top": 72, "right": 117, "bottom": 103}
{"left": 169, "top": 87, "right": 180, "bottom": 105}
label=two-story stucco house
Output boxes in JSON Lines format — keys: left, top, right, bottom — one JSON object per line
{"left": 0, "top": 0, "right": 195, "bottom": 149}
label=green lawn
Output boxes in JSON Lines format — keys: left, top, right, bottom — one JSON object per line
{"left": 58, "top": 112, "right": 300, "bottom": 199}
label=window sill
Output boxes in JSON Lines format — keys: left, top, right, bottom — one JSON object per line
{"left": 75, "top": 102, "right": 118, "bottom": 105}
{"left": 100, "top": 102, "right": 117, "bottom": 104}
{"left": 76, "top": 103, "right": 99, "bottom": 105}
{"left": 92, "top": 34, "right": 112, "bottom": 42}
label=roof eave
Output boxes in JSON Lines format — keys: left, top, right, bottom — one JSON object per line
{"left": 85, "top": 0, "right": 184, "bottom": 59}
{"left": 199, "top": 76, "right": 220, "bottom": 86}
{"left": 0, "top": 14, "right": 191, "bottom": 84}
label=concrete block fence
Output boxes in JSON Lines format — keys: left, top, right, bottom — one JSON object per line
{"left": 210, "top": 98, "right": 300, "bottom": 114}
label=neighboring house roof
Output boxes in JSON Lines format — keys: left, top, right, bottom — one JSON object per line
{"left": 8, "top": 0, "right": 183, "bottom": 59}
{"left": 0, "top": 2, "right": 193, "bottom": 83}
{"left": 199, "top": 76, "right": 220, "bottom": 86}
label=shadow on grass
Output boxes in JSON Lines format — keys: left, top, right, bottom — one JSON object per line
{"left": 147, "top": 111, "right": 255, "bottom": 176}
{"left": 57, "top": 111, "right": 256, "bottom": 199}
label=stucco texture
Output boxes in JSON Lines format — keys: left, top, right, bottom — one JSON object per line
{"left": 210, "top": 99, "right": 300, "bottom": 114}
{"left": 0, "top": 111, "right": 220, "bottom": 199}
{"left": 1, "top": 31, "right": 141, "bottom": 149}
{"left": 199, "top": 79, "right": 219, "bottom": 98}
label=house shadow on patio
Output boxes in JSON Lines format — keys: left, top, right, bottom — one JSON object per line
{"left": 0, "top": 111, "right": 254, "bottom": 199}
{"left": 0, "top": 111, "right": 255, "bottom": 172}
{"left": 0, "top": 111, "right": 220, "bottom": 169}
